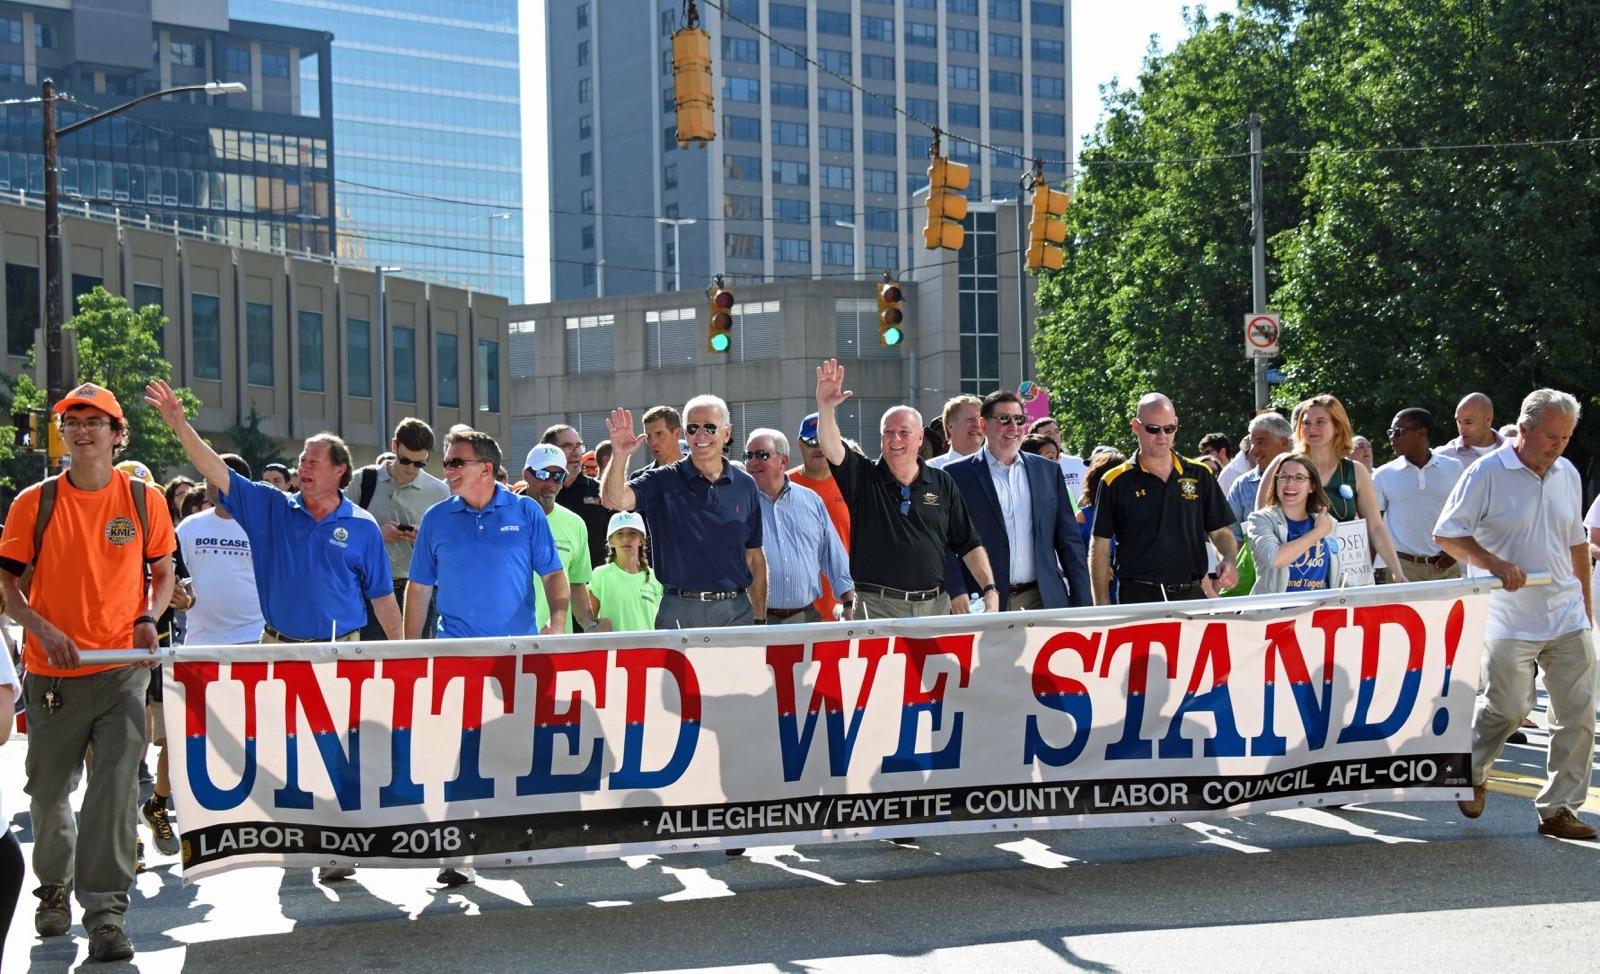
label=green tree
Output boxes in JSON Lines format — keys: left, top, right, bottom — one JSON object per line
{"left": 225, "top": 405, "right": 291, "bottom": 479}
{"left": 5, "top": 287, "right": 199, "bottom": 496}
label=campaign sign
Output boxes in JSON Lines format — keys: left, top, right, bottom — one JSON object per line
{"left": 1334, "top": 519, "right": 1377, "bottom": 588}
{"left": 166, "top": 582, "right": 1486, "bottom": 879}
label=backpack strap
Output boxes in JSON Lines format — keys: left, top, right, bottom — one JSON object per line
{"left": 30, "top": 476, "right": 59, "bottom": 567}
{"left": 357, "top": 465, "right": 379, "bottom": 509}
{"left": 129, "top": 475, "right": 149, "bottom": 544}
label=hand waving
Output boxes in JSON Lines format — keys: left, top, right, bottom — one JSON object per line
{"left": 816, "top": 358, "right": 854, "bottom": 410}
{"left": 606, "top": 407, "right": 644, "bottom": 457}
{"left": 143, "top": 380, "right": 189, "bottom": 430}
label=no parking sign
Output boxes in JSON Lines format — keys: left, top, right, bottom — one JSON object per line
{"left": 1245, "top": 313, "right": 1280, "bottom": 359}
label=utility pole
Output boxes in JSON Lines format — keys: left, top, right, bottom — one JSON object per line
{"left": 42, "top": 79, "right": 62, "bottom": 451}
{"left": 1015, "top": 172, "right": 1030, "bottom": 387}
{"left": 1248, "top": 112, "right": 1270, "bottom": 412}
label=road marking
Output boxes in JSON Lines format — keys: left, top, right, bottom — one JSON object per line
{"left": 994, "top": 837, "right": 1080, "bottom": 868}
{"left": 1485, "top": 769, "right": 1600, "bottom": 813}
{"left": 1268, "top": 808, "right": 1426, "bottom": 844}
{"left": 1183, "top": 821, "right": 1270, "bottom": 854}
{"left": 748, "top": 845, "right": 847, "bottom": 885}
{"left": 658, "top": 865, "right": 735, "bottom": 901}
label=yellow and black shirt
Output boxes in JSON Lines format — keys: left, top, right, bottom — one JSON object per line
{"left": 1091, "top": 451, "right": 1234, "bottom": 585}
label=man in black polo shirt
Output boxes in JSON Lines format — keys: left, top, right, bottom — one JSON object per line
{"left": 545, "top": 423, "right": 611, "bottom": 568}
{"left": 814, "top": 359, "right": 998, "bottom": 619}
{"left": 1091, "top": 393, "right": 1238, "bottom": 605}
{"left": 602, "top": 395, "right": 768, "bottom": 629}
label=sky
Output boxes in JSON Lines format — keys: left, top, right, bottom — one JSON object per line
{"left": 518, "top": 1, "right": 1235, "bottom": 302}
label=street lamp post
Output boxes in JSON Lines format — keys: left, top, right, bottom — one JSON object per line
{"left": 42, "top": 78, "right": 245, "bottom": 470}
{"left": 655, "top": 217, "right": 697, "bottom": 291}
{"left": 835, "top": 219, "right": 864, "bottom": 280}
{"left": 374, "top": 265, "right": 403, "bottom": 448}
{"left": 480, "top": 212, "right": 510, "bottom": 295}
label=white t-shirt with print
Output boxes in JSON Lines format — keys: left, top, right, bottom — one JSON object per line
{"left": 177, "top": 510, "right": 266, "bottom": 645}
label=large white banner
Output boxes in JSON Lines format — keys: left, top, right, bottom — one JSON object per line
{"left": 164, "top": 581, "right": 1487, "bottom": 880}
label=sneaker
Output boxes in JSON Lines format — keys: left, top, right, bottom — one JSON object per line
{"left": 318, "top": 866, "right": 356, "bottom": 882}
{"left": 138, "top": 761, "right": 154, "bottom": 787}
{"left": 34, "top": 884, "right": 70, "bottom": 937}
{"left": 1457, "top": 783, "right": 1487, "bottom": 819}
{"left": 1538, "top": 809, "right": 1598, "bottom": 840}
{"left": 143, "top": 798, "right": 180, "bottom": 856}
{"left": 135, "top": 835, "right": 146, "bottom": 874}
{"left": 436, "top": 867, "right": 475, "bottom": 887}
{"left": 87, "top": 923, "right": 134, "bottom": 962}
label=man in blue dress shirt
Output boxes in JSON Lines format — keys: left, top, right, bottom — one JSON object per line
{"left": 743, "top": 428, "right": 854, "bottom": 624}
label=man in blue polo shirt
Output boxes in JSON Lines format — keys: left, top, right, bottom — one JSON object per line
{"left": 407, "top": 428, "right": 569, "bottom": 640}
{"left": 602, "top": 394, "right": 767, "bottom": 629}
{"left": 146, "top": 380, "right": 401, "bottom": 644}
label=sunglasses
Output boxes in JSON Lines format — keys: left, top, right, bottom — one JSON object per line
{"left": 394, "top": 455, "right": 429, "bottom": 468}
{"left": 1141, "top": 423, "right": 1179, "bottom": 436}
{"left": 743, "top": 449, "right": 774, "bottom": 461}
{"left": 798, "top": 436, "right": 820, "bottom": 448}
{"left": 1386, "top": 426, "right": 1421, "bottom": 437}
{"left": 899, "top": 483, "right": 911, "bottom": 517}
{"left": 441, "top": 458, "right": 486, "bottom": 470}
{"left": 684, "top": 422, "right": 721, "bottom": 437}
{"left": 990, "top": 415, "right": 1028, "bottom": 427}
{"left": 529, "top": 468, "right": 568, "bottom": 483}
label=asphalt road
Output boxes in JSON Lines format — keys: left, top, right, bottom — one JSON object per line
{"left": 5, "top": 716, "right": 1598, "bottom": 973}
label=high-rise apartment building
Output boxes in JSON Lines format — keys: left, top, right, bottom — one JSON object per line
{"left": 233, "top": 0, "right": 524, "bottom": 300}
{"left": 546, "top": 0, "right": 1071, "bottom": 300}
{"left": 0, "top": 1, "right": 335, "bottom": 255}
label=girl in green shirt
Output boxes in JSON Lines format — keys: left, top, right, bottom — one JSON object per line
{"left": 588, "top": 512, "right": 663, "bottom": 633}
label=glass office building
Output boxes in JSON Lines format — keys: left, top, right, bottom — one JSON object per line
{"left": 0, "top": 1, "right": 335, "bottom": 255}
{"left": 547, "top": 0, "right": 1071, "bottom": 300}
{"left": 233, "top": 0, "right": 523, "bottom": 300}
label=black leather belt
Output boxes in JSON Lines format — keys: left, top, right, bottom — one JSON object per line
{"left": 858, "top": 582, "right": 942, "bottom": 602}
{"left": 663, "top": 586, "right": 746, "bottom": 602}
{"left": 1118, "top": 579, "right": 1200, "bottom": 594}
{"left": 1010, "top": 581, "right": 1039, "bottom": 594}
{"left": 263, "top": 624, "right": 359, "bottom": 643}
{"left": 768, "top": 606, "right": 810, "bottom": 620}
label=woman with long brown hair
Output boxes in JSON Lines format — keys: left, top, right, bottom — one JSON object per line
{"left": 1247, "top": 453, "right": 1347, "bottom": 594}
{"left": 1257, "top": 394, "right": 1406, "bottom": 584}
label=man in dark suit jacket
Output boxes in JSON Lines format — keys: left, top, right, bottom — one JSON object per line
{"left": 944, "top": 390, "right": 1092, "bottom": 610}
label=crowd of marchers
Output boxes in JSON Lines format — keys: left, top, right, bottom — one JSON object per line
{"left": 0, "top": 365, "right": 1593, "bottom": 962}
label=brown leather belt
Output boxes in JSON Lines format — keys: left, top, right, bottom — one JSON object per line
{"left": 858, "top": 582, "right": 942, "bottom": 602}
{"left": 767, "top": 606, "right": 810, "bottom": 620}
{"left": 1394, "top": 551, "right": 1455, "bottom": 568}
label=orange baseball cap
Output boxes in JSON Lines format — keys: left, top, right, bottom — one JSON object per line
{"left": 52, "top": 382, "right": 124, "bottom": 422}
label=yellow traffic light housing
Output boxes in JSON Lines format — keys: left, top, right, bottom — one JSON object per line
{"left": 1025, "top": 171, "right": 1069, "bottom": 271}
{"left": 671, "top": 4, "right": 715, "bottom": 147}
{"left": 707, "top": 276, "right": 734, "bottom": 353}
{"left": 923, "top": 136, "right": 970, "bottom": 251}
{"left": 876, "top": 275, "right": 904, "bottom": 347}
{"left": 46, "top": 415, "right": 65, "bottom": 465}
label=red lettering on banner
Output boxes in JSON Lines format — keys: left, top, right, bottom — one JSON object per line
{"left": 767, "top": 637, "right": 894, "bottom": 780}
{"left": 431, "top": 655, "right": 518, "bottom": 731}
{"left": 883, "top": 634, "right": 974, "bottom": 773}
{"left": 610, "top": 649, "right": 702, "bottom": 788}
{"left": 525, "top": 649, "right": 610, "bottom": 725}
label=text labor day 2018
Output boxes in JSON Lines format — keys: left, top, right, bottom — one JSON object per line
{"left": 167, "top": 585, "right": 1483, "bottom": 878}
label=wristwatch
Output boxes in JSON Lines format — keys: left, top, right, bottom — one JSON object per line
{"left": 978, "top": 583, "right": 997, "bottom": 597}
{"left": 135, "top": 615, "right": 158, "bottom": 627}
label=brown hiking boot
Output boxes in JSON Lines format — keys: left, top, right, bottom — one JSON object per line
{"left": 1457, "top": 783, "right": 1487, "bottom": 819}
{"left": 1537, "top": 809, "right": 1598, "bottom": 840}
{"left": 34, "top": 884, "right": 70, "bottom": 937}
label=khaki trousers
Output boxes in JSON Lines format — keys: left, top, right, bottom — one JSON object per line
{"left": 1006, "top": 587, "right": 1046, "bottom": 612}
{"left": 858, "top": 591, "right": 950, "bottom": 620}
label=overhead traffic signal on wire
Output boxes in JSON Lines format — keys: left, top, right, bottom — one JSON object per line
{"left": 876, "top": 274, "right": 904, "bottom": 347}
{"left": 707, "top": 276, "right": 734, "bottom": 353}
{"left": 1025, "top": 164, "right": 1069, "bottom": 271}
{"left": 671, "top": 3, "right": 715, "bottom": 147}
{"left": 923, "top": 132, "right": 970, "bottom": 252}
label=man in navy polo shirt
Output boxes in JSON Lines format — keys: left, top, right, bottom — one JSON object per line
{"left": 146, "top": 381, "right": 401, "bottom": 644}
{"left": 408, "top": 429, "right": 570, "bottom": 640}
{"left": 602, "top": 394, "right": 767, "bottom": 629}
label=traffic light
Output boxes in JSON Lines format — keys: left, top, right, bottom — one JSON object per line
{"left": 706, "top": 276, "right": 734, "bottom": 353}
{"left": 923, "top": 154, "right": 970, "bottom": 251}
{"left": 46, "top": 417, "right": 64, "bottom": 465}
{"left": 876, "top": 275, "right": 904, "bottom": 347}
{"left": 1026, "top": 177, "right": 1070, "bottom": 271}
{"left": 11, "top": 411, "right": 33, "bottom": 449}
{"left": 671, "top": 5, "right": 715, "bottom": 147}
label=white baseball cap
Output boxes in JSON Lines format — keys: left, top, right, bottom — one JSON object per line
{"left": 524, "top": 443, "right": 566, "bottom": 472}
{"left": 606, "top": 511, "right": 647, "bottom": 538}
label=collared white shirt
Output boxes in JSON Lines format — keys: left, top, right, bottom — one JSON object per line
{"left": 1372, "top": 450, "right": 1465, "bottom": 557}
{"left": 928, "top": 445, "right": 979, "bottom": 469}
{"left": 983, "top": 446, "right": 1036, "bottom": 584}
{"left": 1437, "top": 431, "right": 1505, "bottom": 468}
{"left": 1217, "top": 450, "right": 1253, "bottom": 495}
{"left": 1435, "top": 445, "right": 1587, "bottom": 641}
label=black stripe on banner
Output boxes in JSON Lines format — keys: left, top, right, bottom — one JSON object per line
{"left": 181, "top": 752, "right": 1469, "bottom": 869}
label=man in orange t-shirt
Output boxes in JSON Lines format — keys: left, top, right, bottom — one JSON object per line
{"left": 787, "top": 412, "right": 854, "bottom": 620}
{"left": 0, "top": 382, "right": 175, "bottom": 963}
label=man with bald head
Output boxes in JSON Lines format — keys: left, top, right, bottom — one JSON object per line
{"left": 1440, "top": 392, "right": 1506, "bottom": 467}
{"left": 1090, "top": 394, "right": 1239, "bottom": 605}
{"left": 814, "top": 359, "right": 998, "bottom": 619}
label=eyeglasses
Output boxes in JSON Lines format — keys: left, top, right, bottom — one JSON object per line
{"left": 798, "top": 436, "right": 820, "bottom": 448}
{"left": 529, "top": 468, "right": 568, "bottom": 483}
{"left": 1386, "top": 426, "right": 1421, "bottom": 438}
{"left": 441, "top": 457, "right": 485, "bottom": 470}
{"left": 743, "top": 449, "right": 773, "bottom": 461}
{"left": 394, "top": 455, "right": 429, "bottom": 468}
{"left": 899, "top": 483, "right": 911, "bottom": 516}
{"left": 684, "top": 422, "right": 720, "bottom": 437}
{"left": 1276, "top": 473, "right": 1312, "bottom": 484}
{"left": 990, "top": 415, "right": 1028, "bottom": 427}
{"left": 1141, "top": 423, "right": 1179, "bottom": 436}
{"left": 60, "top": 417, "right": 111, "bottom": 432}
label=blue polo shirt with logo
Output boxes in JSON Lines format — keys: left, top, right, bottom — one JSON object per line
{"left": 628, "top": 458, "right": 762, "bottom": 591}
{"left": 408, "top": 483, "right": 563, "bottom": 638}
{"left": 217, "top": 470, "right": 393, "bottom": 639}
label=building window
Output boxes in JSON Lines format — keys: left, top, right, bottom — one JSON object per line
{"left": 132, "top": 283, "right": 164, "bottom": 348}
{"left": 580, "top": 151, "right": 592, "bottom": 177}
{"left": 393, "top": 326, "right": 416, "bottom": 402}
{"left": 949, "top": 65, "right": 980, "bottom": 90}
{"left": 261, "top": 51, "right": 289, "bottom": 77}
{"left": 297, "top": 310, "right": 324, "bottom": 392}
{"left": 724, "top": 233, "right": 763, "bottom": 260}
{"left": 5, "top": 263, "right": 38, "bottom": 357}
{"left": 34, "top": 22, "right": 57, "bottom": 48}
{"left": 579, "top": 115, "right": 591, "bottom": 139}
{"left": 991, "top": 70, "right": 1022, "bottom": 95}
{"left": 947, "top": 0, "right": 979, "bottom": 15}
{"left": 835, "top": 298, "right": 900, "bottom": 362}
{"left": 1032, "top": 112, "right": 1067, "bottom": 136}
{"left": 725, "top": 114, "right": 761, "bottom": 141}
{"left": 908, "top": 97, "right": 939, "bottom": 120}
{"left": 347, "top": 318, "right": 371, "bottom": 397}
{"left": 990, "top": 33, "right": 1022, "bottom": 58}
{"left": 477, "top": 340, "right": 499, "bottom": 413}
{"left": 663, "top": 163, "right": 678, "bottom": 190}
{"left": 866, "top": 243, "right": 899, "bottom": 270}
{"left": 1032, "top": 2, "right": 1066, "bottom": 27}
{"left": 817, "top": 10, "right": 851, "bottom": 35}
{"left": 772, "top": 121, "right": 809, "bottom": 147}
{"left": 820, "top": 164, "right": 853, "bottom": 190}
{"left": 904, "top": 22, "right": 937, "bottom": 46}
{"left": 1033, "top": 38, "right": 1066, "bottom": 62}
{"left": 578, "top": 78, "right": 591, "bottom": 103}
{"left": 581, "top": 225, "right": 594, "bottom": 249}
{"left": 905, "top": 59, "right": 937, "bottom": 86}
{"left": 770, "top": 40, "right": 807, "bottom": 70}
{"left": 725, "top": 153, "right": 762, "bottom": 180}
{"left": 0, "top": 18, "right": 20, "bottom": 45}
{"left": 772, "top": 160, "right": 810, "bottom": 186}
{"left": 860, "top": 16, "right": 893, "bottom": 43}
{"left": 861, "top": 54, "right": 894, "bottom": 81}
{"left": 821, "top": 241, "right": 853, "bottom": 267}
{"left": 225, "top": 46, "right": 250, "bottom": 74}
{"left": 581, "top": 264, "right": 595, "bottom": 287}
{"left": 728, "top": 194, "right": 767, "bottom": 221}
{"left": 866, "top": 208, "right": 897, "bottom": 233}
{"left": 645, "top": 307, "right": 698, "bottom": 368}
{"left": 1033, "top": 74, "right": 1066, "bottom": 100}
{"left": 723, "top": 36, "right": 759, "bottom": 63}
{"left": 577, "top": 3, "right": 588, "bottom": 29}
{"left": 958, "top": 212, "right": 1000, "bottom": 394}
{"left": 427, "top": 332, "right": 455, "bottom": 407}
{"left": 774, "top": 237, "right": 810, "bottom": 263}
{"left": 771, "top": 82, "right": 807, "bottom": 108}
{"left": 990, "top": 0, "right": 1022, "bottom": 21}
{"left": 169, "top": 41, "right": 203, "bottom": 67}
{"left": 949, "top": 102, "right": 980, "bottom": 127}
{"left": 246, "top": 302, "right": 274, "bottom": 385}
{"left": 947, "top": 28, "right": 979, "bottom": 53}
{"left": 773, "top": 198, "right": 809, "bottom": 224}
{"left": 821, "top": 125, "right": 854, "bottom": 152}
{"left": 818, "top": 48, "right": 851, "bottom": 77}
{"left": 990, "top": 107, "right": 1024, "bottom": 131}
{"left": 769, "top": 3, "right": 806, "bottom": 29}
{"left": 818, "top": 87, "right": 852, "bottom": 113}
{"left": 580, "top": 189, "right": 594, "bottom": 212}
{"left": 723, "top": 76, "right": 761, "bottom": 103}
{"left": 193, "top": 294, "right": 221, "bottom": 380}
{"left": 577, "top": 40, "right": 589, "bottom": 66}
{"left": 864, "top": 168, "right": 897, "bottom": 195}
{"left": 862, "top": 130, "right": 895, "bottom": 156}
{"left": 564, "top": 314, "right": 615, "bottom": 374}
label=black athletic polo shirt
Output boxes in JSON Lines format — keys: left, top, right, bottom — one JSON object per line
{"left": 1091, "top": 451, "right": 1234, "bottom": 585}
{"left": 830, "top": 449, "right": 981, "bottom": 591}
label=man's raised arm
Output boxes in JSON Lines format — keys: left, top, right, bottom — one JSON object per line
{"left": 144, "top": 380, "right": 232, "bottom": 494}
{"left": 815, "top": 358, "right": 853, "bottom": 466}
